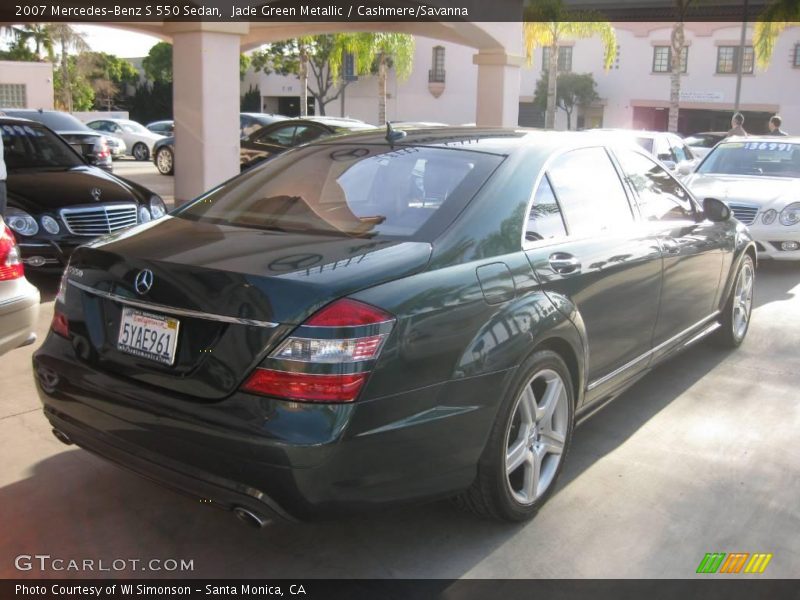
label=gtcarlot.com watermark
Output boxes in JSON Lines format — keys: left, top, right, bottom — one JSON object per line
{"left": 14, "top": 554, "right": 194, "bottom": 573}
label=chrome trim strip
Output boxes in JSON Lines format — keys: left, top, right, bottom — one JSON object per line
{"left": 68, "top": 280, "right": 279, "bottom": 328}
{"left": 587, "top": 311, "right": 720, "bottom": 391}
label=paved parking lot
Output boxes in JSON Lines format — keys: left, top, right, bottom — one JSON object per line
{"left": 1, "top": 162, "right": 798, "bottom": 578}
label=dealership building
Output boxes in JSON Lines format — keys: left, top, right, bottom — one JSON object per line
{"left": 244, "top": 22, "right": 800, "bottom": 135}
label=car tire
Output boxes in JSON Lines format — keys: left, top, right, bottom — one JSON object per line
{"left": 712, "top": 254, "right": 755, "bottom": 348}
{"left": 132, "top": 143, "right": 150, "bottom": 161}
{"left": 454, "top": 349, "right": 575, "bottom": 521}
{"left": 155, "top": 147, "right": 174, "bottom": 175}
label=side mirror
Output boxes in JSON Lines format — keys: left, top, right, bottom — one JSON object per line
{"left": 677, "top": 161, "right": 694, "bottom": 176}
{"left": 703, "top": 197, "right": 731, "bottom": 222}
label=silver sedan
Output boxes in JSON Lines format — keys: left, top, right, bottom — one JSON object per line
{"left": 0, "top": 217, "right": 39, "bottom": 355}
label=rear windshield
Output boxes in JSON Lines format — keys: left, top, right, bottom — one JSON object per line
{"left": 2, "top": 123, "right": 84, "bottom": 169}
{"left": 176, "top": 144, "right": 502, "bottom": 240}
{"left": 697, "top": 141, "right": 800, "bottom": 178}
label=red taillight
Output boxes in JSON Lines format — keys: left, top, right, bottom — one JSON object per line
{"left": 241, "top": 298, "right": 395, "bottom": 403}
{"left": 51, "top": 310, "right": 69, "bottom": 338}
{"left": 241, "top": 370, "right": 367, "bottom": 403}
{"left": 306, "top": 299, "right": 393, "bottom": 327}
{"left": 0, "top": 224, "right": 24, "bottom": 281}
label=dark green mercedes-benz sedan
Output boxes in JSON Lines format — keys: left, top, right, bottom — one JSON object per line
{"left": 33, "top": 127, "right": 755, "bottom": 524}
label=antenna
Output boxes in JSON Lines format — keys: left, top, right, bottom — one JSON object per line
{"left": 385, "top": 121, "right": 406, "bottom": 147}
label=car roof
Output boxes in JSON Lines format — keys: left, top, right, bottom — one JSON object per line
{"left": 310, "top": 126, "right": 645, "bottom": 156}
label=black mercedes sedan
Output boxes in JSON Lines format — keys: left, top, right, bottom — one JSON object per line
{"left": 33, "top": 127, "right": 755, "bottom": 524}
{"left": 2, "top": 117, "right": 166, "bottom": 271}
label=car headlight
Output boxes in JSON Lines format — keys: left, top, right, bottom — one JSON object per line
{"left": 41, "top": 215, "right": 60, "bottom": 235}
{"left": 6, "top": 207, "right": 39, "bottom": 236}
{"left": 138, "top": 205, "right": 152, "bottom": 224}
{"left": 149, "top": 195, "right": 167, "bottom": 219}
{"left": 761, "top": 209, "right": 777, "bottom": 225}
{"left": 779, "top": 202, "right": 800, "bottom": 226}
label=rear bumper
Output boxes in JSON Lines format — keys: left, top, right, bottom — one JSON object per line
{"left": 33, "top": 334, "right": 510, "bottom": 520}
{"left": 0, "top": 278, "right": 39, "bottom": 355}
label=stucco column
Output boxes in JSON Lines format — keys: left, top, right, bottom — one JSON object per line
{"left": 473, "top": 50, "right": 524, "bottom": 127}
{"left": 168, "top": 23, "right": 248, "bottom": 203}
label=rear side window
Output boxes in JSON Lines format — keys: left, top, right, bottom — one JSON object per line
{"left": 177, "top": 144, "right": 502, "bottom": 240}
{"left": 546, "top": 147, "right": 633, "bottom": 236}
{"left": 254, "top": 125, "right": 297, "bottom": 146}
{"left": 526, "top": 176, "right": 567, "bottom": 242}
{"left": 615, "top": 149, "right": 694, "bottom": 221}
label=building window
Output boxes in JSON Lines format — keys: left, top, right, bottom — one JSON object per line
{"left": 0, "top": 83, "right": 27, "bottom": 108}
{"left": 543, "top": 46, "right": 573, "bottom": 72}
{"left": 716, "top": 45, "right": 754, "bottom": 74}
{"left": 429, "top": 46, "right": 445, "bottom": 83}
{"left": 652, "top": 46, "right": 688, "bottom": 73}
{"left": 794, "top": 44, "right": 800, "bottom": 67}
{"left": 343, "top": 53, "right": 357, "bottom": 81}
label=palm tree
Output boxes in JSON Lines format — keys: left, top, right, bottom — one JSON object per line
{"left": 22, "top": 24, "right": 56, "bottom": 60}
{"left": 331, "top": 33, "right": 415, "bottom": 125}
{"left": 524, "top": 0, "right": 616, "bottom": 129}
{"left": 753, "top": 0, "right": 800, "bottom": 69}
{"left": 48, "top": 24, "right": 90, "bottom": 112}
{"left": 667, "top": 0, "right": 696, "bottom": 133}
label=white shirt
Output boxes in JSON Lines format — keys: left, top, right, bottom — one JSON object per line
{"left": 0, "top": 132, "right": 5, "bottom": 181}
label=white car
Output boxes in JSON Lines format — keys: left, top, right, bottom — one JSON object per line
{"left": 86, "top": 118, "right": 165, "bottom": 161}
{"left": 0, "top": 217, "right": 39, "bottom": 355}
{"left": 591, "top": 129, "right": 699, "bottom": 179}
{"left": 685, "top": 137, "right": 800, "bottom": 261}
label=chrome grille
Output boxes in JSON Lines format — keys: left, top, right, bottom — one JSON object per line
{"left": 61, "top": 204, "right": 138, "bottom": 236}
{"left": 729, "top": 203, "right": 759, "bottom": 225}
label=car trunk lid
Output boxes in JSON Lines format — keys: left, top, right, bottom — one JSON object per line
{"left": 64, "top": 216, "right": 432, "bottom": 400}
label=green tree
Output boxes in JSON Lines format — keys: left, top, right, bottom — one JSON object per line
{"left": 241, "top": 84, "right": 261, "bottom": 112}
{"left": 0, "top": 38, "right": 39, "bottom": 62}
{"left": 142, "top": 41, "right": 173, "bottom": 83}
{"left": 534, "top": 72, "right": 599, "bottom": 130}
{"left": 251, "top": 35, "right": 354, "bottom": 116}
{"left": 53, "top": 55, "right": 94, "bottom": 111}
{"left": 48, "top": 24, "right": 90, "bottom": 112}
{"left": 524, "top": 0, "right": 616, "bottom": 129}
{"left": 331, "top": 32, "right": 415, "bottom": 125}
{"left": 753, "top": 0, "right": 800, "bottom": 69}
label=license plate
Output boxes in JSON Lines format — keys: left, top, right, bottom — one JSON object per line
{"left": 117, "top": 307, "right": 180, "bottom": 365}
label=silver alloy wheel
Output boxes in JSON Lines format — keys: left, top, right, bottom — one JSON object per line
{"left": 504, "top": 368, "right": 568, "bottom": 505}
{"left": 732, "top": 260, "right": 754, "bottom": 341}
{"left": 133, "top": 143, "right": 149, "bottom": 161}
{"left": 156, "top": 148, "right": 173, "bottom": 174}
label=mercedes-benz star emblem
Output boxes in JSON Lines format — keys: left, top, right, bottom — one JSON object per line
{"left": 90, "top": 187, "right": 102, "bottom": 201}
{"left": 134, "top": 269, "right": 154, "bottom": 295}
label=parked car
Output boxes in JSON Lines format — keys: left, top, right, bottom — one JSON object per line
{"left": 104, "top": 135, "right": 127, "bottom": 159}
{"left": 86, "top": 118, "right": 165, "bottom": 161}
{"left": 593, "top": 129, "right": 699, "bottom": 177}
{"left": 0, "top": 217, "right": 39, "bottom": 355}
{"left": 685, "top": 137, "right": 800, "bottom": 260}
{"left": 152, "top": 113, "right": 289, "bottom": 176}
{"left": 146, "top": 120, "right": 174, "bottom": 135}
{"left": 0, "top": 109, "right": 113, "bottom": 171}
{"left": 1, "top": 117, "right": 167, "bottom": 272}
{"left": 239, "top": 117, "right": 376, "bottom": 170}
{"left": 684, "top": 131, "right": 727, "bottom": 160}
{"left": 34, "top": 128, "right": 756, "bottom": 524}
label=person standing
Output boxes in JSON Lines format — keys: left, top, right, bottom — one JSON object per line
{"left": 727, "top": 112, "right": 748, "bottom": 137}
{"left": 767, "top": 115, "right": 789, "bottom": 136}
{"left": 0, "top": 130, "right": 6, "bottom": 217}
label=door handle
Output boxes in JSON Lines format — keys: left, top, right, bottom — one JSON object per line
{"left": 549, "top": 253, "right": 581, "bottom": 274}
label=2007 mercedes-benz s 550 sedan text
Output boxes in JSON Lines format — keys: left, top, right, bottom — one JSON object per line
{"left": 33, "top": 127, "right": 756, "bottom": 524}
